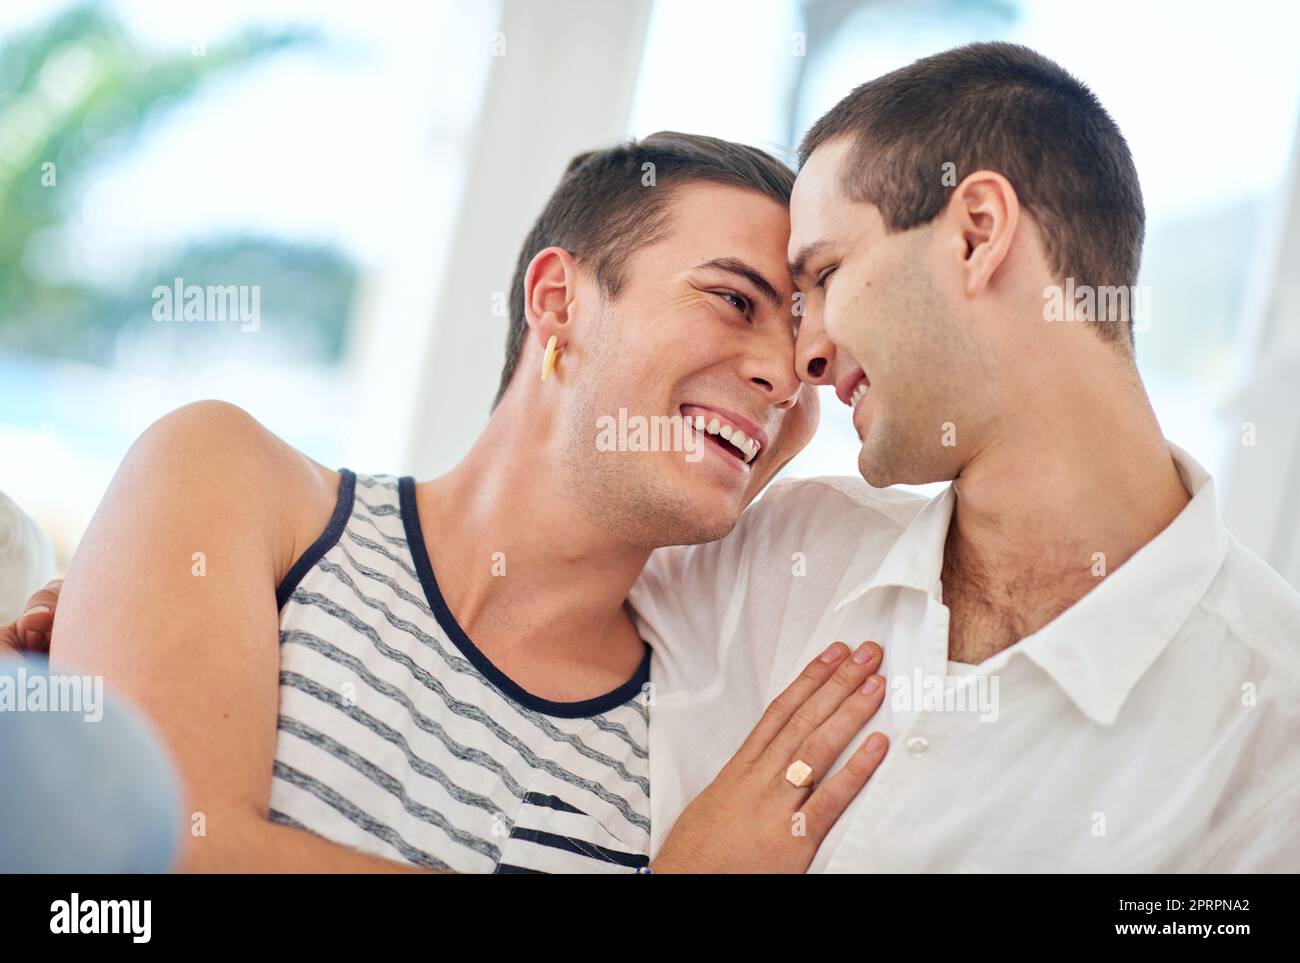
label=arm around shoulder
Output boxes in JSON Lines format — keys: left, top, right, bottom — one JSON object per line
{"left": 50, "top": 400, "right": 430, "bottom": 871}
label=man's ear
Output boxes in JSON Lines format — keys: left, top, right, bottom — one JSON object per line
{"left": 947, "top": 170, "right": 1020, "bottom": 297}
{"left": 524, "top": 246, "right": 580, "bottom": 348}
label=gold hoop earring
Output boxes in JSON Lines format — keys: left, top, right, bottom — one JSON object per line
{"left": 540, "top": 334, "right": 560, "bottom": 382}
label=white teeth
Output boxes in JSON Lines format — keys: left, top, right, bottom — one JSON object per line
{"left": 850, "top": 382, "right": 868, "bottom": 408}
{"left": 726, "top": 432, "right": 759, "bottom": 464}
{"left": 685, "top": 410, "right": 761, "bottom": 464}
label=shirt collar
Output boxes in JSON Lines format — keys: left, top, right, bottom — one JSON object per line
{"left": 833, "top": 443, "right": 1231, "bottom": 726}
{"left": 833, "top": 483, "right": 955, "bottom": 610}
{"left": 1014, "top": 443, "right": 1229, "bottom": 725}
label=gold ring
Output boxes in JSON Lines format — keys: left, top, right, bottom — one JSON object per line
{"left": 785, "top": 759, "right": 815, "bottom": 789}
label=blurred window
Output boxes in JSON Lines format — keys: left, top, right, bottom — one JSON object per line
{"left": 0, "top": 0, "right": 498, "bottom": 561}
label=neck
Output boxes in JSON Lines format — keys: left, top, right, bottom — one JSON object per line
{"left": 944, "top": 330, "right": 1191, "bottom": 649}
{"left": 414, "top": 396, "right": 651, "bottom": 682}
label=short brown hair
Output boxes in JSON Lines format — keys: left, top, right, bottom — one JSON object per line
{"left": 799, "top": 42, "right": 1145, "bottom": 346}
{"left": 495, "top": 131, "right": 794, "bottom": 405}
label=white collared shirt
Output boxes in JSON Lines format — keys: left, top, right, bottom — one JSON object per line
{"left": 630, "top": 445, "right": 1300, "bottom": 871}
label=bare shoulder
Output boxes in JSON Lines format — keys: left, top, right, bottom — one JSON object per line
{"left": 120, "top": 399, "right": 342, "bottom": 579}
{"left": 51, "top": 400, "right": 341, "bottom": 826}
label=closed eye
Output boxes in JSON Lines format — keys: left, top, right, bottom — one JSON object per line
{"left": 814, "top": 266, "right": 838, "bottom": 289}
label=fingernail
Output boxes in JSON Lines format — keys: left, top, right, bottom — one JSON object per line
{"left": 865, "top": 733, "right": 885, "bottom": 752}
{"left": 819, "top": 642, "right": 845, "bottom": 663}
{"left": 852, "top": 641, "right": 876, "bottom": 664}
{"left": 22, "top": 604, "right": 51, "bottom": 618}
{"left": 860, "top": 675, "right": 882, "bottom": 694}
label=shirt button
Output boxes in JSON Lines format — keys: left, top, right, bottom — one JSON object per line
{"left": 906, "top": 736, "right": 930, "bottom": 757}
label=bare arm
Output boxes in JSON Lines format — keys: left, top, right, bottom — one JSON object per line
{"left": 50, "top": 400, "right": 436, "bottom": 873}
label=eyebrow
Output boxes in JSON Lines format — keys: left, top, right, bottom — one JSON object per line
{"left": 694, "top": 257, "right": 784, "bottom": 309}
{"left": 788, "top": 241, "right": 828, "bottom": 285}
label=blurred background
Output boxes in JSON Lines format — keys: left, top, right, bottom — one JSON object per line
{"left": 2, "top": 0, "right": 1299, "bottom": 587}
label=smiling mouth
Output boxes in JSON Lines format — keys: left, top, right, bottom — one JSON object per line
{"left": 680, "top": 406, "right": 761, "bottom": 464}
{"left": 844, "top": 373, "right": 871, "bottom": 412}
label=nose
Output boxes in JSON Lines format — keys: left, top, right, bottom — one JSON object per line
{"left": 743, "top": 325, "right": 804, "bottom": 411}
{"left": 795, "top": 302, "right": 836, "bottom": 385}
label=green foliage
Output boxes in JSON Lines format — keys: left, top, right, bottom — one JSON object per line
{"left": 0, "top": 2, "right": 356, "bottom": 365}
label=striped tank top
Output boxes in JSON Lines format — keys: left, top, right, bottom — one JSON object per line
{"left": 268, "top": 470, "right": 652, "bottom": 873}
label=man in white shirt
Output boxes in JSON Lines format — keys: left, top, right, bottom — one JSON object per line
{"left": 632, "top": 42, "right": 1300, "bottom": 872}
